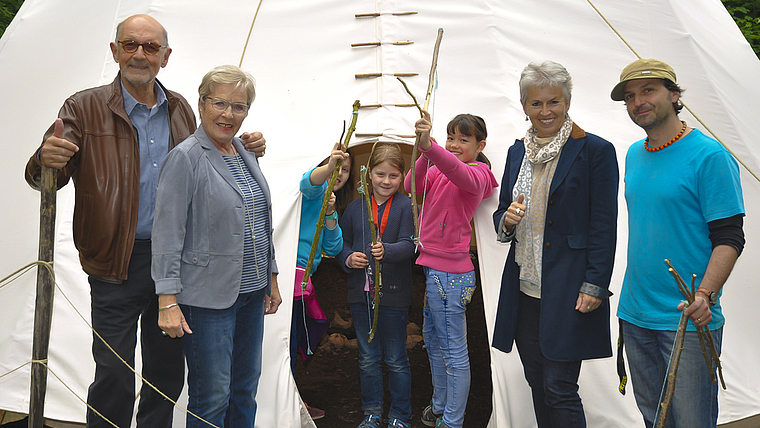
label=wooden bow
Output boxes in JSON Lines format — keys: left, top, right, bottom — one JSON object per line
{"left": 357, "top": 160, "right": 383, "bottom": 343}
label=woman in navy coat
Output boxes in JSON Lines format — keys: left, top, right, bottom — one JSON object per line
{"left": 492, "top": 61, "right": 618, "bottom": 428}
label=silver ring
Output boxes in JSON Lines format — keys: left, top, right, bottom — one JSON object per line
{"left": 587, "top": 306, "right": 592, "bottom": 311}
{"left": 515, "top": 207, "right": 522, "bottom": 215}
{"left": 161, "top": 331, "right": 168, "bottom": 336}
{"left": 697, "top": 318, "right": 701, "bottom": 323}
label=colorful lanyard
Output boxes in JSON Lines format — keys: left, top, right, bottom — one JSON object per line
{"left": 371, "top": 193, "right": 393, "bottom": 240}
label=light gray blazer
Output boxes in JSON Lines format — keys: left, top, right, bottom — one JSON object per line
{"left": 152, "top": 126, "right": 278, "bottom": 309}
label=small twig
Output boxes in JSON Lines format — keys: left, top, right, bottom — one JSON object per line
{"left": 356, "top": 73, "right": 383, "bottom": 79}
{"left": 355, "top": 11, "right": 418, "bottom": 18}
{"left": 396, "top": 77, "right": 424, "bottom": 117}
{"left": 351, "top": 41, "right": 414, "bottom": 47}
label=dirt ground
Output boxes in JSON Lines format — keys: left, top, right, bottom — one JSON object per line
{"left": 295, "top": 254, "right": 493, "bottom": 428}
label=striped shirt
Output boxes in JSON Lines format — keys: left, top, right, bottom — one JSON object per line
{"left": 223, "top": 153, "right": 269, "bottom": 293}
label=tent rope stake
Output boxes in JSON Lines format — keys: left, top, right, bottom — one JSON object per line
{"left": 0, "top": 258, "right": 221, "bottom": 428}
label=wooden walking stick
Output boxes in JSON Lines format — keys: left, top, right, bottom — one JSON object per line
{"left": 655, "top": 310, "right": 689, "bottom": 428}
{"left": 29, "top": 166, "right": 57, "bottom": 428}
{"left": 300, "top": 100, "right": 360, "bottom": 290}
{"left": 399, "top": 28, "right": 444, "bottom": 246}
{"left": 666, "top": 260, "right": 725, "bottom": 388}
{"left": 655, "top": 259, "right": 727, "bottom": 427}
{"left": 357, "top": 156, "right": 383, "bottom": 343}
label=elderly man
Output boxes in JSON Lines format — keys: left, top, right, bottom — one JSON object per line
{"left": 611, "top": 58, "right": 745, "bottom": 427}
{"left": 24, "top": 14, "right": 266, "bottom": 428}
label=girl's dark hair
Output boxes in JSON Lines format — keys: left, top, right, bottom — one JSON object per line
{"left": 318, "top": 149, "right": 355, "bottom": 216}
{"left": 446, "top": 114, "right": 492, "bottom": 169}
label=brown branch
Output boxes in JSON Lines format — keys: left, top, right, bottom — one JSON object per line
{"left": 656, "top": 311, "right": 689, "bottom": 428}
{"left": 358, "top": 150, "right": 383, "bottom": 343}
{"left": 301, "top": 102, "right": 360, "bottom": 289}
{"left": 395, "top": 29, "right": 444, "bottom": 246}
{"left": 665, "top": 260, "right": 725, "bottom": 388}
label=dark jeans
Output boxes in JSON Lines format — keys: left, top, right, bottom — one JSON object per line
{"left": 86, "top": 240, "right": 184, "bottom": 428}
{"left": 515, "top": 292, "right": 586, "bottom": 428}
{"left": 350, "top": 302, "right": 412, "bottom": 423}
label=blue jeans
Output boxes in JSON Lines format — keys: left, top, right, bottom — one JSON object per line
{"left": 622, "top": 320, "right": 722, "bottom": 428}
{"left": 350, "top": 301, "right": 412, "bottom": 423}
{"left": 423, "top": 268, "right": 476, "bottom": 428}
{"left": 181, "top": 289, "right": 266, "bottom": 428}
{"left": 515, "top": 292, "right": 585, "bottom": 428}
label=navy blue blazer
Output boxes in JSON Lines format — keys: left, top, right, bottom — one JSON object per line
{"left": 491, "top": 125, "right": 618, "bottom": 361}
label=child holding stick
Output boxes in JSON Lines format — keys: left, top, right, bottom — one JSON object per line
{"left": 292, "top": 142, "right": 353, "bottom": 420}
{"left": 405, "top": 112, "right": 498, "bottom": 428}
{"left": 338, "top": 144, "right": 415, "bottom": 428}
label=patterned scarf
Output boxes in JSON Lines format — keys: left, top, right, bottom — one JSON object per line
{"left": 513, "top": 115, "right": 573, "bottom": 291}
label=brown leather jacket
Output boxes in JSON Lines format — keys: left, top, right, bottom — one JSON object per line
{"left": 25, "top": 74, "right": 197, "bottom": 281}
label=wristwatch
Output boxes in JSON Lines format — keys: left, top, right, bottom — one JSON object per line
{"left": 696, "top": 288, "right": 718, "bottom": 306}
{"left": 325, "top": 211, "right": 338, "bottom": 221}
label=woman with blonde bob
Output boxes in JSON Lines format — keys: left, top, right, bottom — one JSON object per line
{"left": 492, "top": 61, "right": 618, "bottom": 427}
{"left": 152, "top": 64, "right": 281, "bottom": 427}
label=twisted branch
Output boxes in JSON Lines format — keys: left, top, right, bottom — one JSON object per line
{"left": 656, "top": 259, "right": 727, "bottom": 427}
{"left": 358, "top": 161, "right": 383, "bottom": 343}
{"left": 398, "top": 28, "right": 443, "bottom": 246}
{"left": 301, "top": 101, "right": 360, "bottom": 289}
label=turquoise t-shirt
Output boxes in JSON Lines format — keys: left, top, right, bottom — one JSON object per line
{"left": 618, "top": 129, "right": 744, "bottom": 331}
{"left": 296, "top": 167, "right": 343, "bottom": 269}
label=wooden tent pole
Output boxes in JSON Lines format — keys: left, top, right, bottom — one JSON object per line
{"left": 28, "top": 166, "right": 57, "bottom": 428}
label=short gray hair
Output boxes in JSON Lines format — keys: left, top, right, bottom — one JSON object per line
{"left": 519, "top": 61, "right": 573, "bottom": 105}
{"left": 198, "top": 65, "right": 256, "bottom": 105}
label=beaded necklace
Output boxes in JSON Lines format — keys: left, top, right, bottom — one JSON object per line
{"left": 644, "top": 121, "right": 687, "bottom": 152}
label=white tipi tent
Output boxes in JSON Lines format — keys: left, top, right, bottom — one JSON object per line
{"left": 1, "top": 1, "right": 759, "bottom": 427}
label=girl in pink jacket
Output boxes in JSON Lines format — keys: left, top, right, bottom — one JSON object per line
{"left": 404, "top": 112, "right": 498, "bottom": 428}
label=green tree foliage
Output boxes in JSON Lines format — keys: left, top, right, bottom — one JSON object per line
{"left": 0, "top": 0, "right": 24, "bottom": 38}
{"left": 723, "top": 0, "right": 760, "bottom": 58}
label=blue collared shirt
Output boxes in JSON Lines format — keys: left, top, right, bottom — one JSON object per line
{"left": 122, "top": 81, "right": 170, "bottom": 239}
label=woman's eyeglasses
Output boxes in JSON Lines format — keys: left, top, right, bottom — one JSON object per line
{"left": 204, "top": 97, "right": 250, "bottom": 115}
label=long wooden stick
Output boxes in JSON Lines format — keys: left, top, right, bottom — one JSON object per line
{"left": 401, "top": 28, "right": 443, "bottom": 246}
{"left": 301, "top": 101, "right": 360, "bottom": 289}
{"left": 357, "top": 162, "right": 382, "bottom": 343}
{"left": 655, "top": 311, "right": 689, "bottom": 428}
{"left": 29, "top": 167, "right": 57, "bottom": 428}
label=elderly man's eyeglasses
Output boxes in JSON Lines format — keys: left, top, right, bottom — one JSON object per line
{"left": 117, "top": 40, "right": 165, "bottom": 56}
{"left": 204, "top": 97, "right": 250, "bottom": 115}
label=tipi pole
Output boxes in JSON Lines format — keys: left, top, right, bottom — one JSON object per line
{"left": 28, "top": 166, "right": 57, "bottom": 428}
